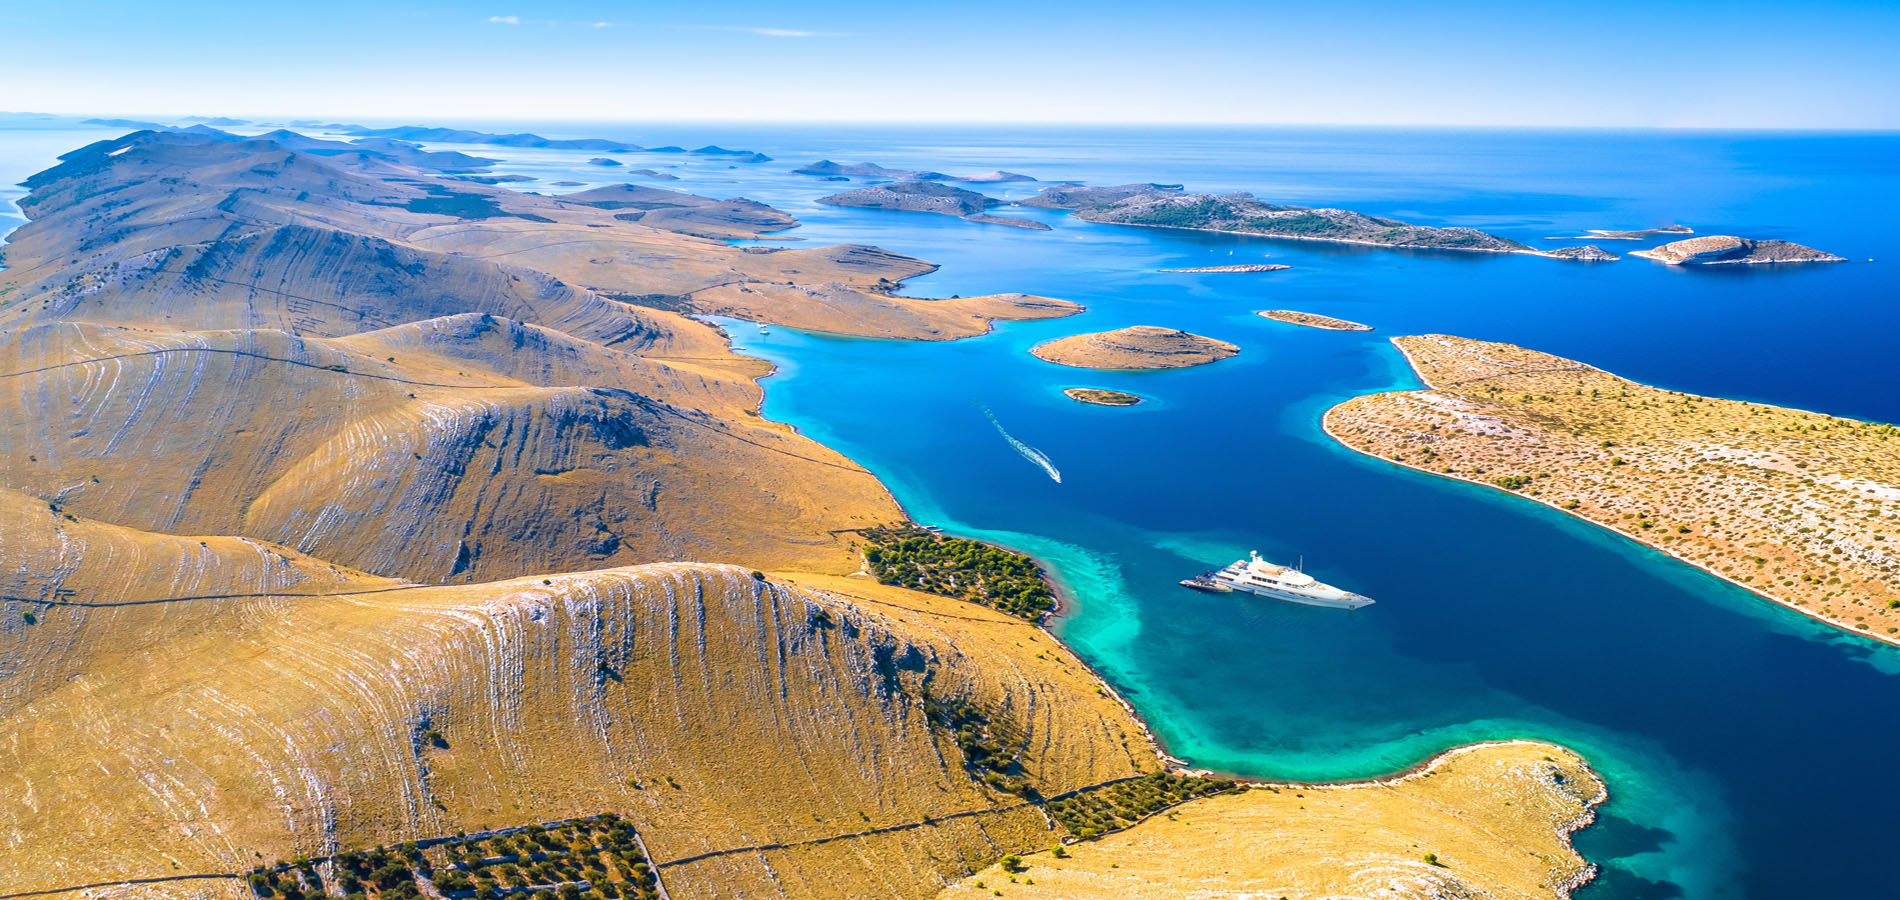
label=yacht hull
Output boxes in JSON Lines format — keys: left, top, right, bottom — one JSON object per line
{"left": 1215, "top": 578, "right": 1375, "bottom": 609}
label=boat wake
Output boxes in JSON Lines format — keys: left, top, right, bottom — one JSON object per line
{"left": 982, "top": 405, "right": 1061, "bottom": 483}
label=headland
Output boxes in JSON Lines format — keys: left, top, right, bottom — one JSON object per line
{"left": 1325, "top": 334, "right": 1900, "bottom": 646}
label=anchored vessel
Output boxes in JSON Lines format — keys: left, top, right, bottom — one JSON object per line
{"left": 1206, "top": 552, "right": 1374, "bottom": 609}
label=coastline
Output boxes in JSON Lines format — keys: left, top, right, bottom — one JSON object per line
{"left": 1322, "top": 337, "right": 1900, "bottom": 652}
{"left": 1257, "top": 309, "right": 1374, "bottom": 332}
{"left": 722, "top": 267, "right": 1612, "bottom": 895}
{"left": 1290, "top": 740, "right": 1607, "bottom": 900}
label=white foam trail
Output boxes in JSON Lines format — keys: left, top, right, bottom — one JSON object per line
{"left": 982, "top": 405, "right": 1061, "bottom": 483}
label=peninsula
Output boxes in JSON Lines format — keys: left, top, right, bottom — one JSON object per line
{"left": 1326, "top": 334, "right": 1900, "bottom": 644}
{"left": 941, "top": 742, "right": 1604, "bottom": 900}
{"left": 1631, "top": 235, "right": 1844, "bottom": 265}
{"left": 1032, "top": 326, "right": 1239, "bottom": 370}
{"left": 1064, "top": 387, "right": 1145, "bottom": 406}
{"left": 1259, "top": 309, "right": 1373, "bottom": 331}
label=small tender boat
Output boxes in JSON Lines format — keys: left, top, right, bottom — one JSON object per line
{"left": 1178, "top": 572, "right": 1234, "bottom": 593}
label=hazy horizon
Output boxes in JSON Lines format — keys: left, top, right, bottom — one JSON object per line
{"left": 7, "top": 0, "right": 1899, "bottom": 130}
{"left": 15, "top": 112, "right": 1900, "bottom": 135}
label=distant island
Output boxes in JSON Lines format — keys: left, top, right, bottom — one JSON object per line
{"left": 959, "top": 170, "right": 1037, "bottom": 183}
{"left": 587, "top": 157, "right": 622, "bottom": 167}
{"left": 1032, "top": 326, "right": 1239, "bottom": 370}
{"left": 1258, "top": 309, "right": 1372, "bottom": 331}
{"left": 796, "top": 160, "right": 950, "bottom": 179}
{"left": 82, "top": 116, "right": 168, "bottom": 129}
{"left": 818, "top": 182, "right": 1051, "bottom": 230}
{"left": 1543, "top": 245, "right": 1620, "bottom": 261}
{"left": 1063, "top": 387, "right": 1144, "bottom": 406}
{"left": 1632, "top": 235, "right": 1844, "bottom": 265}
{"left": 692, "top": 145, "right": 773, "bottom": 163}
{"left": 1326, "top": 334, "right": 1900, "bottom": 646}
{"left": 1021, "top": 183, "right": 1623, "bottom": 259}
{"left": 1018, "top": 183, "right": 1185, "bottom": 209}
{"left": 1160, "top": 263, "right": 1290, "bottom": 273}
{"left": 795, "top": 160, "right": 1036, "bottom": 184}
{"left": 327, "top": 123, "right": 773, "bottom": 161}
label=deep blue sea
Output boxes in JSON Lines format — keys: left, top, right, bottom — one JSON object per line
{"left": 4, "top": 115, "right": 1897, "bottom": 899}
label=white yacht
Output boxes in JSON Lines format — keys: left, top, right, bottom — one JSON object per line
{"left": 1211, "top": 552, "right": 1374, "bottom": 610}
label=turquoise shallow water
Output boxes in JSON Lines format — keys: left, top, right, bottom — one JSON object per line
{"left": 6, "top": 116, "right": 1899, "bottom": 899}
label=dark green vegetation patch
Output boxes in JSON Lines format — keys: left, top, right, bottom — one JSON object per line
{"left": 1047, "top": 771, "right": 1240, "bottom": 840}
{"left": 925, "top": 692, "right": 1035, "bottom": 797}
{"left": 247, "top": 814, "right": 658, "bottom": 900}
{"left": 861, "top": 525, "right": 1056, "bottom": 620}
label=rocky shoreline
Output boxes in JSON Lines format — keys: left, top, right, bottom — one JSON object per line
{"left": 1032, "top": 326, "right": 1240, "bottom": 370}
{"left": 1632, "top": 235, "right": 1843, "bottom": 265}
{"left": 1324, "top": 335, "right": 1900, "bottom": 649}
{"left": 1258, "top": 309, "right": 1373, "bottom": 331}
{"left": 1159, "top": 263, "right": 1290, "bottom": 273}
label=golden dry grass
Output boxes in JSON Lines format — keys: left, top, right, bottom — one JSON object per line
{"left": 1030, "top": 327, "right": 1238, "bottom": 370}
{"left": 0, "top": 134, "right": 1610, "bottom": 900}
{"left": 1258, "top": 309, "right": 1373, "bottom": 331}
{"left": 0, "top": 500, "right": 1154, "bottom": 899}
{"left": 1327, "top": 334, "right": 1900, "bottom": 644}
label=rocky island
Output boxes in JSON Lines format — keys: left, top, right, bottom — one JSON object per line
{"left": 1022, "top": 183, "right": 1628, "bottom": 259}
{"left": 1632, "top": 235, "right": 1844, "bottom": 265}
{"left": 1017, "top": 182, "right": 1186, "bottom": 209}
{"left": 1259, "top": 309, "right": 1374, "bottom": 331}
{"left": 1032, "top": 326, "right": 1240, "bottom": 370}
{"left": 1063, "top": 387, "right": 1145, "bottom": 406}
{"left": 1059, "top": 189, "right": 1525, "bottom": 252}
{"left": 795, "top": 159, "right": 950, "bottom": 179}
{"left": 1326, "top": 334, "right": 1900, "bottom": 645}
{"left": 1545, "top": 245, "right": 1620, "bottom": 261}
{"left": 818, "top": 181, "right": 1051, "bottom": 229}
{"left": 795, "top": 159, "right": 1037, "bottom": 184}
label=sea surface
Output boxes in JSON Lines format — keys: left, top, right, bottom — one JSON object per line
{"left": 4, "top": 114, "right": 1898, "bottom": 899}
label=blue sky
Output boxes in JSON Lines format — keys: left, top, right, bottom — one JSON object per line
{"left": 4, "top": 0, "right": 1898, "bottom": 128}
